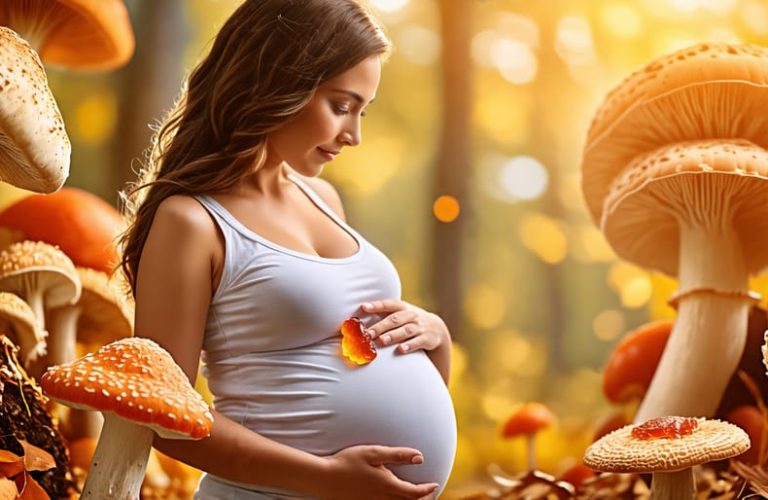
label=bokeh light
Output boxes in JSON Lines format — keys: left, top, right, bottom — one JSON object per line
{"left": 518, "top": 214, "right": 567, "bottom": 264}
{"left": 369, "top": 0, "right": 409, "bottom": 13}
{"left": 499, "top": 156, "right": 549, "bottom": 202}
{"left": 433, "top": 194, "right": 461, "bottom": 223}
{"left": 592, "top": 309, "right": 626, "bottom": 341}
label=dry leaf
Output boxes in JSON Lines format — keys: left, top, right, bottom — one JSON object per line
{"left": 16, "top": 471, "right": 49, "bottom": 500}
{"left": 18, "top": 441, "right": 54, "bottom": 473}
{"left": 0, "top": 477, "right": 16, "bottom": 500}
{"left": 0, "top": 449, "right": 23, "bottom": 479}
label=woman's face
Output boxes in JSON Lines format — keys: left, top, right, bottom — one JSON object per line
{"left": 268, "top": 55, "right": 381, "bottom": 176}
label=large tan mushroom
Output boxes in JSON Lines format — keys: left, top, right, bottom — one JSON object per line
{"left": 0, "top": 241, "right": 80, "bottom": 330}
{"left": 40, "top": 337, "right": 213, "bottom": 500}
{"left": 0, "top": 291, "right": 45, "bottom": 367}
{"left": 585, "top": 416, "right": 749, "bottom": 500}
{"left": 0, "top": 27, "right": 70, "bottom": 193}
{"left": 600, "top": 139, "right": 768, "bottom": 421}
{"left": 0, "top": 0, "right": 134, "bottom": 71}
{"left": 583, "top": 42, "right": 768, "bottom": 225}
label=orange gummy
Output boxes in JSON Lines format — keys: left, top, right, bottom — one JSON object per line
{"left": 631, "top": 416, "right": 698, "bottom": 440}
{"left": 340, "top": 317, "right": 377, "bottom": 365}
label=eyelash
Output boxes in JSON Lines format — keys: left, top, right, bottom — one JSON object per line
{"left": 332, "top": 103, "right": 366, "bottom": 117}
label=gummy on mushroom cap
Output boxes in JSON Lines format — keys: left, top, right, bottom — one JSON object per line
{"left": 0, "top": 0, "right": 135, "bottom": 71}
{"left": 582, "top": 42, "right": 768, "bottom": 225}
{"left": 584, "top": 418, "right": 749, "bottom": 474}
{"left": 40, "top": 337, "right": 213, "bottom": 440}
{"left": 0, "top": 27, "right": 70, "bottom": 193}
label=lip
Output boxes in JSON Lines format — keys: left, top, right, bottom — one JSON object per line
{"left": 317, "top": 147, "right": 339, "bottom": 161}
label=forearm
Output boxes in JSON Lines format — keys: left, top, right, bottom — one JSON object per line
{"left": 426, "top": 339, "right": 451, "bottom": 386}
{"left": 152, "top": 408, "right": 327, "bottom": 495}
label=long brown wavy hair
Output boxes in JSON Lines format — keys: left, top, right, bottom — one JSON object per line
{"left": 118, "top": 0, "right": 391, "bottom": 296}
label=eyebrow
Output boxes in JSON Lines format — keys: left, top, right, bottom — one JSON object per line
{"left": 331, "top": 88, "right": 375, "bottom": 105}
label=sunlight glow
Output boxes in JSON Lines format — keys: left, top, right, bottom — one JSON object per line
{"left": 369, "top": 0, "right": 409, "bottom": 13}
{"left": 599, "top": 3, "right": 644, "bottom": 39}
{"left": 555, "top": 16, "right": 595, "bottom": 66}
{"left": 491, "top": 38, "right": 538, "bottom": 84}
{"left": 592, "top": 309, "right": 626, "bottom": 341}
{"left": 464, "top": 283, "right": 506, "bottom": 330}
{"left": 397, "top": 25, "right": 440, "bottom": 65}
{"left": 742, "top": 1, "right": 768, "bottom": 35}
{"left": 518, "top": 214, "right": 567, "bottom": 264}
{"left": 499, "top": 156, "right": 549, "bottom": 201}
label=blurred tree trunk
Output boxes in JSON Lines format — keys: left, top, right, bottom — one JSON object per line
{"left": 431, "top": 0, "right": 473, "bottom": 339}
{"left": 111, "top": 1, "right": 188, "bottom": 193}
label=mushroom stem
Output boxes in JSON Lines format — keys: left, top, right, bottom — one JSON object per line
{"left": 650, "top": 469, "right": 695, "bottom": 500}
{"left": 525, "top": 434, "right": 536, "bottom": 470}
{"left": 46, "top": 305, "right": 81, "bottom": 366}
{"left": 25, "top": 287, "right": 44, "bottom": 330}
{"left": 81, "top": 413, "right": 154, "bottom": 500}
{"left": 636, "top": 219, "right": 750, "bottom": 421}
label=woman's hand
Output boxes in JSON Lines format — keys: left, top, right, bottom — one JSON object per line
{"left": 316, "top": 445, "right": 439, "bottom": 499}
{"left": 362, "top": 300, "right": 449, "bottom": 354}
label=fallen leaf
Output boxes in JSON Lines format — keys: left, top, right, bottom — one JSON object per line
{"left": 16, "top": 471, "right": 48, "bottom": 500}
{"left": 18, "top": 441, "right": 54, "bottom": 472}
{"left": 0, "top": 450, "right": 23, "bottom": 479}
{"left": 0, "top": 477, "right": 16, "bottom": 500}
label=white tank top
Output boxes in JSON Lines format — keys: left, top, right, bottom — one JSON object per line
{"left": 193, "top": 174, "right": 456, "bottom": 499}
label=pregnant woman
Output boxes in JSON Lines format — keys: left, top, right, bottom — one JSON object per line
{"left": 117, "top": 1, "right": 457, "bottom": 498}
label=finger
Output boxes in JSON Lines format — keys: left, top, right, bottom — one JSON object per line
{"left": 365, "top": 446, "right": 424, "bottom": 466}
{"left": 377, "top": 323, "right": 421, "bottom": 347}
{"left": 367, "top": 310, "right": 419, "bottom": 339}
{"left": 361, "top": 299, "right": 407, "bottom": 314}
{"left": 390, "top": 480, "right": 439, "bottom": 499}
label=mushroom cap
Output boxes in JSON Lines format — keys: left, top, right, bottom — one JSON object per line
{"left": 585, "top": 418, "right": 749, "bottom": 473}
{"left": 0, "top": 188, "right": 125, "bottom": 274}
{"left": 501, "top": 402, "right": 555, "bottom": 438}
{"left": 603, "top": 319, "right": 672, "bottom": 404}
{"left": 0, "top": 292, "right": 46, "bottom": 365}
{"left": 601, "top": 139, "right": 768, "bottom": 277}
{"left": 0, "top": 27, "right": 70, "bottom": 193}
{"left": 69, "top": 267, "right": 133, "bottom": 346}
{"left": 0, "top": 241, "right": 80, "bottom": 309}
{"left": 582, "top": 42, "right": 768, "bottom": 224}
{"left": 0, "top": 1, "right": 135, "bottom": 71}
{"left": 40, "top": 337, "right": 213, "bottom": 440}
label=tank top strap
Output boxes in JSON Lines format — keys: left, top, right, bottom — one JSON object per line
{"left": 286, "top": 173, "right": 358, "bottom": 236}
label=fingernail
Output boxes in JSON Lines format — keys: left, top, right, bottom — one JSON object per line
{"left": 381, "top": 335, "right": 390, "bottom": 345}
{"left": 400, "top": 344, "right": 410, "bottom": 352}
{"left": 411, "top": 455, "right": 423, "bottom": 464}
{"left": 367, "top": 329, "right": 376, "bottom": 338}
{"left": 362, "top": 302, "right": 372, "bottom": 310}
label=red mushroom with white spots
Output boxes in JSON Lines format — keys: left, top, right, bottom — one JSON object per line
{"left": 40, "top": 337, "right": 213, "bottom": 499}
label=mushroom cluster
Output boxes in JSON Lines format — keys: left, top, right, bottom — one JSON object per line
{"left": 582, "top": 42, "right": 768, "bottom": 421}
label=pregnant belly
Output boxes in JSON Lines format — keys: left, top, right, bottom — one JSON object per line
{"left": 207, "top": 337, "right": 457, "bottom": 493}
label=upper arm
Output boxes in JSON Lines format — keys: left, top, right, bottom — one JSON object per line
{"left": 133, "top": 195, "right": 217, "bottom": 383}
{"left": 302, "top": 177, "right": 347, "bottom": 221}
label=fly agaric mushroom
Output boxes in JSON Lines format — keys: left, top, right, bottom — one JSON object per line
{"left": 40, "top": 337, "right": 213, "bottom": 500}
{"left": 0, "top": 0, "right": 134, "bottom": 71}
{"left": 0, "top": 188, "right": 126, "bottom": 274}
{"left": 603, "top": 319, "right": 672, "bottom": 406}
{"left": 0, "top": 27, "right": 70, "bottom": 193}
{"left": 0, "top": 292, "right": 45, "bottom": 367}
{"left": 584, "top": 417, "right": 749, "bottom": 500}
{"left": 599, "top": 139, "right": 768, "bottom": 421}
{"left": 0, "top": 241, "right": 80, "bottom": 330}
{"left": 501, "top": 402, "right": 555, "bottom": 470}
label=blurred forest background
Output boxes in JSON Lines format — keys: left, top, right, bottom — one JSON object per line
{"left": 7, "top": 0, "right": 768, "bottom": 497}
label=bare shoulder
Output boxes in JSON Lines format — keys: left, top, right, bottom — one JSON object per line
{"left": 301, "top": 176, "right": 347, "bottom": 221}
{"left": 155, "top": 195, "right": 216, "bottom": 232}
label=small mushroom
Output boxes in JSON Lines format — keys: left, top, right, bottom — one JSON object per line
{"left": 0, "top": 0, "right": 135, "bottom": 71}
{"left": 0, "top": 241, "right": 80, "bottom": 330}
{"left": 501, "top": 402, "right": 555, "bottom": 470}
{"left": 0, "top": 27, "right": 70, "bottom": 193}
{"left": 40, "top": 337, "right": 213, "bottom": 500}
{"left": 584, "top": 416, "right": 749, "bottom": 500}
{"left": 0, "top": 188, "right": 126, "bottom": 274}
{"left": 0, "top": 292, "right": 45, "bottom": 367}
{"left": 603, "top": 319, "right": 672, "bottom": 406}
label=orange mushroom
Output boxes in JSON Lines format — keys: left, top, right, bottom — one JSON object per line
{"left": 501, "top": 402, "right": 555, "bottom": 470}
{"left": 0, "top": 1, "right": 134, "bottom": 71}
{"left": 603, "top": 319, "right": 672, "bottom": 405}
{"left": 0, "top": 188, "right": 125, "bottom": 274}
{"left": 724, "top": 405, "right": 765, "bottom": 464}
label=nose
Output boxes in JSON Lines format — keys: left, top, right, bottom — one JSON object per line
{"left": 340, "top": 118, "right": 362, "bottom": 147}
